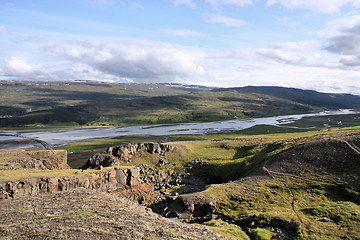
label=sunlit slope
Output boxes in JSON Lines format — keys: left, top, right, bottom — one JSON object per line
{"left": 167, "top": 130, "right": 360, "bottom": 239}
{"left": 1, "top": 84, "right": 360, "bottom": 129}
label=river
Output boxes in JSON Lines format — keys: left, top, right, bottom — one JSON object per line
{"left": 0, "top": 109, "right": 358, "bottom": 149}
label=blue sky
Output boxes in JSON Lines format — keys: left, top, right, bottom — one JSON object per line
{"left": 1, "top": 0, "right": 360, "bottom": 94}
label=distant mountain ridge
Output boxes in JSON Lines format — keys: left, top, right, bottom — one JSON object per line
{"left": 213, "top": 86, "right": 360, "bottom": 109}
{"left": 1, "top": 82, "right": 360, "bottom": 129}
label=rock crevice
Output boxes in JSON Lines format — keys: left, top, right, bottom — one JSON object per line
{"left": 82, "top": 142, "right": 175, "bottom": 169}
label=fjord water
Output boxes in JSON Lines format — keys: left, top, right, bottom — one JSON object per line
{"left": 0, "top": 109, "right": 357, "bottom": 149}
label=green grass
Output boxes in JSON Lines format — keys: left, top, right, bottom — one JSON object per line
{"left": 5, "top": 81, "right": 360, "bottom": 130}
{"left": 0, "top": 81, "right": 209, "bottom": 130}
{"left": 2, "top": 121, "right": 360, "bottom": 239}
{"left": 107, "top": 128, "right": 356, "bottom": 239}
{"left": 202, "top": 219, "right": 250, "bottom": 240}
{"left": 235, "top": 125, "right": 310, "bottom": 135}
{"left": 197, "top": 177, "right": 360, "bottom": 239}
{"left": 56, "top": 123, "right": 360, "bottom": 172}
{"left": 284, "top": 113, "right": 360, "bottom": 129}
{"left": 170, "top": 138, "right": 285, "bottom": 182}
{"left": 249, "top": 228, "right": 276, "bottom": 240}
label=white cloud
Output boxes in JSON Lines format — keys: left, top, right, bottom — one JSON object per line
{"left": 4, "top": 57, "right": 34, "bottom": 76}
{"left": 46, "top": 63, "right": 128, "bottom": 82}
{"left": 340, "top": 56, "right": 360, "bottom": 67}
{"left": 321, "top": 14, "right": 360, "bottom": 65}
{"left": 326, "top": 34, "right": 360, "bottom": 56}
{"left": 45, "top": 40, "right": 208, "bottom": 83}
{"left": 128, "top": 1, "right": 143, "bottom": 9}
{"left": 275, "top": 17, "right": 300, "bottom": 26}
{"left": 3, "top": 35, "right": 359, "bottom": 93}
{"left": 320, "top": 14, "right": 360, "bottom": 39}
{"left": 205, "top": 0, "right": 253, "bottom": 7}
{"left": 0, "top": 25, "right": 8, "bottom": 33}
{"left": 256, "top": 41, "right": 334, "bottom": 68}
{"left": 2, "top": 19, "right": 360, "bottom": 94}
{"left": 165, "top": 29, "right": 207, "bottom": 37}
{"left": 2, "top": 37, "right": 360, "bottom": 94}
{"left": 266, "top": 0, "right": 360, "bottom": 13}
{"left": 210, "top": 58, "right": 360, "bottom": 94}
{"left": 86, "top": 0, "right": 109, "bottom": 4}
{"left": 207, "top": 14, "right": 246, "bottom": 27}
{"left": 173, "top": 0, "right": 252, "bottom": 8}
{"left": 173, "top": 0, "right": 197, "bottom": 8}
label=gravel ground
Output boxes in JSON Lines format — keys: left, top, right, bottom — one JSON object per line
{"left": 0, "top": 188, "right": 231, "bottom": 240}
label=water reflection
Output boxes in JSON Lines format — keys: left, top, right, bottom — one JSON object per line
{"left": 0, "top": 109, "right": 357, "bottom": 149}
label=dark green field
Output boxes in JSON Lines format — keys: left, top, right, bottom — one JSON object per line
{"left": 2, "top": 81, "right": 360, "bottom": 130}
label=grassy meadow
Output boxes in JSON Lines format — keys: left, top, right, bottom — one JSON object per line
{"left": 169, "top": 129, "right": 360, "bottom": 239}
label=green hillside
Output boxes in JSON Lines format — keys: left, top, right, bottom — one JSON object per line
{"left": 137, "top": 129, "right": 360, "bottom": 239}
{"left": 218, "top": 86, "right": 360, "bottom": 108}
{"left": 1, "top": 81, "right": 360, "bottom": 129}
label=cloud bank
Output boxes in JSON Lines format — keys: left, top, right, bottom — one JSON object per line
{"left": 266, "top": 0, "right": 360, "bottom": 13}
{"left": 2, "top": 1, "right": 360, "bottom": 94}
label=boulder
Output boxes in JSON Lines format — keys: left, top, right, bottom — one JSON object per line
{"left": 151, "top": 193, "right": 217, "bottom": 222}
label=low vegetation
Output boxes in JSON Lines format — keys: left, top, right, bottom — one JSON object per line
{"left": 201, "top": 219, "right": 250, "bottom": 240}
{"left": 53, "top": 128, "right": 360, "bottom": 239}
{"left": 2, "top": 81, "right": 360, "bottom": 130}
{"left": 0, "top": 166, "right": 131, "bottom": 183}
{"left": 1, "top": 81, "right": 360, "bottom": 239}
{"left": 174, "top": 129, "right": 360, "bottom": 239}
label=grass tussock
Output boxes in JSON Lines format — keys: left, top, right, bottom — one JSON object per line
{"left": 201, "top": 219, "right": 250, "bottom": 240}
{"left": 249, "top": 228, "right": 276, "bottom": 240}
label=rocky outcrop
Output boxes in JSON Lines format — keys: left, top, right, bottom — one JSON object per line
{"left": 151, "top": 193, "right": 217, "bottom": 222}
{"left": 82, "top": 142, "right": 175, "bottom": 169}
{"left": 138, "top": 164, "right": 186, "bottom": 191}
{"left": 0, "top": 150, "right": 69, "bottom": 170}
{"left": 0, "top": 167, "right": 159, "bottom": 204}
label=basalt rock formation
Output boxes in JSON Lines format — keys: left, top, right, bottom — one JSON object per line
{"left": 0, "top": 150, "right": 69, "bottom": 170}
{"left": 0, "top": 167, "right": 160, "bottom": 204}
{"left": 82, "top": 142, "right": 175, "bottom": 169}
{"left": 138, "top": 164, "right": 187, "bottom": 191}
{"left": 151, "top": 193, "right": 217, "bottom": 222}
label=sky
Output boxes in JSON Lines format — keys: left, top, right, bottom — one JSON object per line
{"left": 1, "top": 0, "right": 360, "bottom": 94}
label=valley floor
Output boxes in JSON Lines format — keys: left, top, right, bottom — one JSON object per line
{"left": 1, "top": 128, "right": 360, "bottom": 239}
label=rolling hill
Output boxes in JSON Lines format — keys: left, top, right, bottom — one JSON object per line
{"left": 1, "top": 81, "right": 360, "bottom": 129}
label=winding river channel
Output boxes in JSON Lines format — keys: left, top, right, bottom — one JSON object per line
{"left": 0, "top": 109, "right": 358, "bottom": 149}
